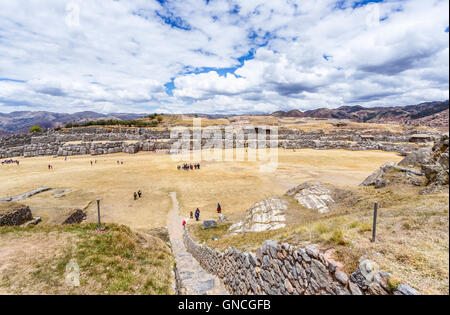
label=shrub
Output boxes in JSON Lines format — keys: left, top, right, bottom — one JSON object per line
{"left": 29, "top": 125, "right": 43, "bottom": 133}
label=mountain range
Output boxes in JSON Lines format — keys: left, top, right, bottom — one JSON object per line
{"left": 0, "top": 111, "right": 144, "bottom": 136}
{"left": 0, "top": 100, "right": 448, "bottom": 136}
{"left": 272, "top": 100, "right": 449, "bottom": 128}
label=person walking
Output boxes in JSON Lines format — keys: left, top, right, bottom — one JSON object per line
{"left": 138, "top": 190, "right": 142, "bottom": 198}
{"left": 134, "top": 192, "right": 137, "bottom": 200}
{"left": 217, "top": 203, "right": 222, "bottom": 214}
{"left": 195, "top": 208, "right": 200, "bottom": 221}
{"left": 190, "top": 211, "right": 193, "bottom": 219}
{"left": 182, "top": 220, "right": 186, "bottom": 228}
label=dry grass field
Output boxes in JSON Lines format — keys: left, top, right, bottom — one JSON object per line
{"left": 189, "top": 184, "right": 449, "bottom": 295}
{"left": 1, "top": 148, "right": 447, "bottom": 294}
{"left": 0, "top": 149, "right": 401, "bottom": 228}
{"left": 0, "top": 224, "right": 174, "bottom": 294}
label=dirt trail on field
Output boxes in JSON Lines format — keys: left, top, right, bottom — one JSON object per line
{"left": 167, "top": 192, "right": 228, "bottom": 295}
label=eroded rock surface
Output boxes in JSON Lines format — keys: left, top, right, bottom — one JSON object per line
{"left": 229, "top": 197, "right": 287, "bottom": 234}
{"left": 0, "top": 187, "right": 52, "bottom": 202}
{"left": 361, "top": 134, "right": 449, "bottom": 193}
{"left": 286, "top": 182, "right": 337, "bottom": 214}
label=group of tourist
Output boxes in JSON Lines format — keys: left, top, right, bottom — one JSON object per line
{"left": 177, "top": 163, "right": 201, "bottom": 170}
{"left": 48, "top": 164, "right": 53, "bottom": 170}
{"left": 190, "top": 208, "right": 201, "bottom": 221}
{"left": 116, "top": 160, "right": 124, "bottom": 165}
{"left": 133, "top": 190, "right": 143, "bottom": 200}
{"left": 1, "top": 159, "right": 19, "bottom": 165}
{"left": 187, "top": 203, "right": 222, "bottom": 222}
{"left": 90, "top": 160, "right": 97, "bottom": 166}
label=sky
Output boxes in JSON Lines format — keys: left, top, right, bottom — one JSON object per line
{"left": 0, "top": 0, "right": 448, "bottom": 114}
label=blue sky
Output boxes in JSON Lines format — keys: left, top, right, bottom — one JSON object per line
{"left": 0, "top": 0, "right": 448, "bottom": 114}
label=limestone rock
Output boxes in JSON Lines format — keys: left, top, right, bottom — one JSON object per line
{"left": 24, "top": 217, "right": 42, "bottom": 227}
{"left": 202, "top": 219, "right": 217, "bottom": 230}
{"left": 360, "top": 162, "right": 396, "bottom": 187}
{"left": 398, "top": 148, "right": 431, "bottom": 167}
{"left": 395, "top": 284, "right": 419, "bottom": 295}
{"left": 287, "top": 181, "right": 350, "bottom": 214}
{"left": 0, "top": 187, "right": 52, "bottom": 202}
{"left": 228, "top": 197, "right": 287, "bottom": 234}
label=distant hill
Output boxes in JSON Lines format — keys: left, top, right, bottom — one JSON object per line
{"left": 0, "top": 111, "right": 144, "bottom": 136}
{"left": 1, "top": 100, "right": 448, "bottom": 136}
{"left": 272, "top": 100, "right": 449, "bottom": 128}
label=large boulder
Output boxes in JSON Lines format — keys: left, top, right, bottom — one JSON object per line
{"left": 420, "top": 134, "right": 449, "bottom": 193}
{"left": 287, "top": 181, "right": 350, "bottom": 213}
{"left": 398, "top": 148, "right": 431, "bottom": 167}
{"left": 286, "top": 182, "right": 336, "bottom": 213}
{"left": 360, "top": 162, "right": 425, "bottom": 188}
{"left": 202, "top": 219, "right": 217, "bottom": 230}
{"left": 228, "top": 197, "right": 287, "bottom": 234}
{"left": 0, "top": 202, "right": 33, "bottom": 226}
{"left": 360, "top": 162, "right": 396, "bottom": 187}
{"left": 0, "top": 187, "right": 51, "bottom": 202}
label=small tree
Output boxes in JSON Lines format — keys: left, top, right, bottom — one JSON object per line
{"left": 29, "top": 125, "right": 43, "bottom": 133}
{"left": 156, "top": 116, "right": 163, "bottom": 123}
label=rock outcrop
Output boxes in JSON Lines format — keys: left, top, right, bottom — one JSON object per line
{"left": 286, "top": 182, "right": 344, "bottom": 214}
{"left": 360, "top": 162, "right": 424, "bottom": 188}
{"left": 398, "top": 148, "right": 431, "bottom": 167}
{"left": 0, "top": 187, "right": 52, "bottom": 202}
{"left": 361, "top": 134, "right": 449, "bottom": 193}
{"left": 420, "top": 134, "right": 449, "bottom": 194}
{"left": 0, "top": 202, "right": 33, "bottom": 226}
{"left": 228, "top": 197, "right": 287, "bottom": 234}
{"left": 202, "top": 219, "right": 217, "bottom": 230}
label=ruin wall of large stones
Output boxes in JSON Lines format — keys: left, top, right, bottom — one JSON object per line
{"left": 0, "top": 127, "right": 440, "bottom": 158}
{"left": 183, "top": 227, "right": 417, "bottom": 295}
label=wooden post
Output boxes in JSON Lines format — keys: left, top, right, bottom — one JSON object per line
{"left": 371, "top": 202, "right": 378, "bottom": 243}
{"left": 96, "top": 198, "right": 101, "bottom": 232}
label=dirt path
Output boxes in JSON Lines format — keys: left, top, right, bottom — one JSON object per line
{"left": 167, "top": 192, "right": 228, "bottom": 295}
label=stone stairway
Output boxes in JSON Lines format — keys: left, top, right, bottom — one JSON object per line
{"left": 167, "top": 192, "right": 228, "bottom": 295}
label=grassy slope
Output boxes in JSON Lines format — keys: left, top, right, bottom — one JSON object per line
{"left": 0, "top": 223, "right": 174, "bottom": 295}
{"left": 189, "top": 185, "right": 449, "bottom": 295}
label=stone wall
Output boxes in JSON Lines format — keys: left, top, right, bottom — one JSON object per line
{"left": 1, "top": 126, "right": 439, "bottom": 158}
{"left": 0, "top": 204, "right": 33, "bottom": 226}
{"left": 183, "top": 227, "right": 417, "bottom": 295}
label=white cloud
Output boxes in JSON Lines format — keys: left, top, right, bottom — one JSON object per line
{"left": 0, "top": 0, "right": 448, "bottom": 114}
